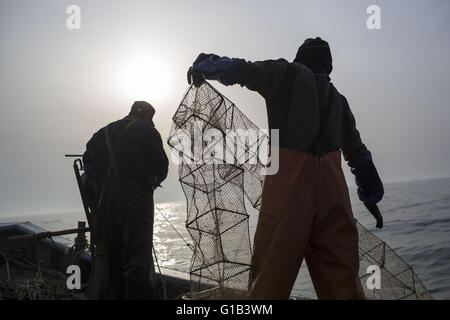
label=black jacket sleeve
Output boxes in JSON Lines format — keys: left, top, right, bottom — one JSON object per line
{"left": 139, "top": 125, "right": 169, "bottom": 186}
{"left": 341, "top": 96, "right": 367, "bottom": 162}
{"left": 236, "top": 59, "right": 290, "bottom": 99}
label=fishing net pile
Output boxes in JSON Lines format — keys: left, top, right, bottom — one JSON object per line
{"left": 168, "top": 81, "right": 432, "bottom": 300}
{"left": 0, "top": 258, "right": 84, "bottom": 300}
{"left": 0, "top": 279, "right": 79, "bottom": 300}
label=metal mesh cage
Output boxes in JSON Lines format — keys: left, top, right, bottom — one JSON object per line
{"left": 357, "top": 221, "right": 432, "bottom": 299}
{"left": 168, "top": 82, "right": 267, "bottom": 299}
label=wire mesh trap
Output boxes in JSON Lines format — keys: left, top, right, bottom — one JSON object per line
{"left": 357, "top": 221, "right": 432, "bottom": 299}
{"left": 168, "top": 82, "right": 267, "bottom": 299}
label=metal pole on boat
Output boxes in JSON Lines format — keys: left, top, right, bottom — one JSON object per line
{"left": 64, "top": 154, "right": 83, "bottom": 157}
{"left": 7, "top": 227, "right": 91, "bottom": 242}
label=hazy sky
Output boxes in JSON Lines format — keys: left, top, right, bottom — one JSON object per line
{"left": 1, "top": 0, "right": 449, "bottom": 217}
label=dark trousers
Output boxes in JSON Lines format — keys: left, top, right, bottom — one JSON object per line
{"left": 94, "top": 180, "right": 156, "bottom": 299}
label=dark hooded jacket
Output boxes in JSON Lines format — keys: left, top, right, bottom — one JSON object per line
{"left": 83, "top": 115, "right": 168, "bottom": 190}
{"left": 235, "top": 59, "right": 367, "bottom": 161}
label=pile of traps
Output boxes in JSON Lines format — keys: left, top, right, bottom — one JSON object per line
{"left": 168, "top": 81, "right": 432, "bottom": 300}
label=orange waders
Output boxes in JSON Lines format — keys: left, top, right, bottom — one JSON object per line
{"left": 249, "top": 147, "right": 365, "bottom": 299}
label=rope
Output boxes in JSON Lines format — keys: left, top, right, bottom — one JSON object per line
{"left": 154, "top": 205, "right": 193, "bottom": 252}
{"left": 151, "top": 205, "right": 196, "bottom": 300}
{"left": 152, "top": 205, "right": 192, "bottom": 300}
{"left": 152, "top": 245, "right": 167, "bottom": 300}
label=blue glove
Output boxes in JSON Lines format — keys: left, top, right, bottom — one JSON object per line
{"left": 348, "top": 150, "right": 384, "bottom": 228}
{"left": 348, "top": 150, "right": 384, "bottom": 205}
{"left": 187, "top": 53, "right": 239, "bottom": 87}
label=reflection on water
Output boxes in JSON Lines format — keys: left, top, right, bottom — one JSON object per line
{"left": 153, "top": 202, "right": 192, "bottom": 272}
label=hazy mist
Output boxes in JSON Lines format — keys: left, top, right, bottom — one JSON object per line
{"left": 1, "top": 0, "right": 449, "bottom": 217}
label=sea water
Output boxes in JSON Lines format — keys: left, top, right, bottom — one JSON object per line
{"left": 1, "top": 177, "right": 449, "bottom": 299}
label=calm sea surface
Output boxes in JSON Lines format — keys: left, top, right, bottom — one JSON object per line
{"left": 1, "top": 177, "right": 449, "bottom": 299}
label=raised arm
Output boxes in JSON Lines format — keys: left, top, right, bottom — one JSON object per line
{"left": 236, "top": 59, "right": 290, "bottom": 98}
{"left": 187, "top": 53, "right": 289, "bottom": 98}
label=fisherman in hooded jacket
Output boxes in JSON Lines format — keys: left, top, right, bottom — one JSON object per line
{"left": 187, "top": 37, "right": 384, "bottom": 299}
{"left": 83, "top": 101, "right": 168, "bottom": 299}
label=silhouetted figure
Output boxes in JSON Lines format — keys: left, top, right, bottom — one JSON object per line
{"left": 83, "top": 101, "right": 168, "bottom": 299}
{"left": 187, "top": 37, "right": 384, "bottom": 299}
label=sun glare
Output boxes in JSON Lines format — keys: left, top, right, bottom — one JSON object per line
{"left": 118, "top": 57, "right": 171, "bottom": 103}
